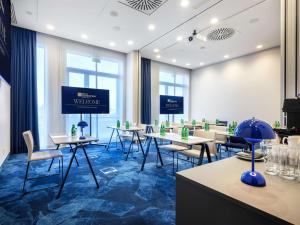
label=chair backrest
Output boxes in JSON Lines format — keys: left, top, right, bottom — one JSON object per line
{"left": 218, "top": 120, "right": 228, "bottom": 126}
{"left": 23, "top": 130, "right": 34, "bottom": 160}
{"left": 229, "top": 136, "right": 248, "bottom": 144}
{"left": 213, "top": 125, "right": 227, "bottom": 132}
{"left": 193, "top": 130, "right": 217, "bottom": 154}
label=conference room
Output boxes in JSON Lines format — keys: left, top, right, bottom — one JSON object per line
{"left": 1, "top": 0, "right": 300, "bottom": 224}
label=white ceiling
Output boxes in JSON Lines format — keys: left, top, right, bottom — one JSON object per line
{"left": 12, "top": 0, "right": 280, "bottom": 70}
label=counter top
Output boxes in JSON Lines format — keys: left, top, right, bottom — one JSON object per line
{"left": 177, "top": 157, "right": 300, "bottom": 225}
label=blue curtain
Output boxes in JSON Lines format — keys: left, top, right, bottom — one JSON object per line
{"left": 141, "top": 58, "right": 151, "bottom": 124}
{"left": 10, "top": 26, "right": 39, "bottom": 154}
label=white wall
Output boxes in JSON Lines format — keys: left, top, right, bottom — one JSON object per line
{"left": 0, "top": 77, "right": 10, "bottom": 166}
{"left": 190, "top": 47, "right": 281, "bottom": 124}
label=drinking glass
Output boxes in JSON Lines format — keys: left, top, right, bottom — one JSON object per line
{"left": 279, "top": 145, "right": 298, "bottom": 180}
{"left": 261, "top": 141, "right": 279, "bottom": 175}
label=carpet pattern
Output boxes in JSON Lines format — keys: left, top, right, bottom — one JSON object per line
{"left": 0, "top": 142, "right": 231, "bottom": 225}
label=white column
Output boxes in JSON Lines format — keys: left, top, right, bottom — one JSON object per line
{"left": 126, "top": 51, "right": 140, "bottom": 124}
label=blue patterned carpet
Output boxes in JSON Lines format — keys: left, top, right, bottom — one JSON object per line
{"left": 0, "top": 142, "right": 228, "bottom": 225}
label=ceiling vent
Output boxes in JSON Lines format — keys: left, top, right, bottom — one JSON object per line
{"left": 207, "top": 28, "right": 235, "bottom": 41}
{"left": 119, "top": 0, "right": 168, "bottom": 16}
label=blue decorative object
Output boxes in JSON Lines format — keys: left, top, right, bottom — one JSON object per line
{"left": 77, "top": 121, "right": 88, "bottom": 139}
{"left": 235, "top": 118, "right": 275, "bottom": 187}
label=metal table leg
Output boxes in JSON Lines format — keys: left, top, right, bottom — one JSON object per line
{"left": 197, "top": 144, "right": 206, "bottom": 166}
{"left": 82, "top": 145, "right": 99, "bottom": 188}
{"left": 56, "top": 145, "right": 78, "bottom": 198}
{"left": 116, "top": 129, "right": 124, "bottom": 151}
{"left": 154, "top": 138, "right": 164, "bottom": 166}
{"left": 106, "top": 128, "right": 115, "bottom": 151}
{"left": 125, "top": 132, "right": 135, "bottom": 161}
{"left": 205, "top": 143, "right": 212, "bottom": 163}
{"left": 69, "top": 144, "right": 79, "bottom": 167}
{"left": 141, "top": 137, "right": 152, "bottom": 171}
{"left": 136, "top": 131, "right": 145, "bottom": 156}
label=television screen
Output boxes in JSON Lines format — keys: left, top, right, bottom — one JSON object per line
{"left": 61, "top": 86, "right": 109, "bottom": 114}
{"left": 160, "top": 95, "right": 184, "bottom": 114}
{"left": 0, "top": 0, "right": 11, "bottom": 84}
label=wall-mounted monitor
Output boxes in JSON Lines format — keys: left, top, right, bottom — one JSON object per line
{"left": 160, "top": 95, "right": 184, "bottom": 115}
{"left": 0, "top": 0, "right": 11, "bottom": 84}
{"left": 61, "top": 86, "right": 109, "bottom": 114}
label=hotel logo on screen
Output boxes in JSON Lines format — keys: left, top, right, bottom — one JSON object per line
{"left": 61, "top": 86, "right": 109, "bottom": 114}
{"left": 160, "top": 95, "right": 184, "bottom": 115}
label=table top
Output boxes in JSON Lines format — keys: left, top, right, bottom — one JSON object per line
{"left": 177, "top": 157, "right": 300, "bottom": 225}
{"left": 144, "top": 132, "right": 214, "bottom": 145}
{"left": 107, "top": 126, "right": 144, "bottom": 131}
{"left": 184, "top": 123, "right": 203, "bottom": 127}
{"left": 50, "top": 135, "right": 98, "bottom": 145}
{"left": 206, "top": 129, "right": 233, "bottom": 136}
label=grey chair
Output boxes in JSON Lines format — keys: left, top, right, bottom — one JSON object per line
{"left": 22, "top": 130, "right": 63, "bottom": 192}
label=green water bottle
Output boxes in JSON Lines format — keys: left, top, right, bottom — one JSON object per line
{"left": 181, "top": 127, "right": 186, "bottom": 139}
{"left": 166, "top": 120, "right": 170, "bottom": 128}
{"left": 185, "top": 128, "right": 189, "bottom": 139}
{"left": 125, "top": 121, "right": 130, "bottom": 129}
{"left": 192, "top": 119, "right": 196, "bottom": 126}
{"left": 117, "top": 120, "right": 120, "bottom": 128}
{"left": 71, "top": 124, "right": 77, "bottom": 137}
{"left": 216, "top": 119, "right": 219, "bottom": 125}
{"left": 160, "top": 124, "right": 166, "bottom": 136}
{"left": 180, "top": 119, "right": 184, "bottom": 127}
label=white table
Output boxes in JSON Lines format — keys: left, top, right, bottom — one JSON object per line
{"left": 176, "top": 157, "right": 300, "bottom": 225}
{"left": 50, "top": 135, "right": 99, "bottom": 198}
{"left": 107, "top": 126, "right": 145, "bottom": 159}
{"left": 141, "top": 133, "right": 214, "bottom": 171}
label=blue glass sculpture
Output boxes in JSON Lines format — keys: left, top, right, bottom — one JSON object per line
{"left": 235, "top": 118, "right": 275, "bottom": 187}
{"left": 77, "top": 121, "right": 88, "bottom": 140}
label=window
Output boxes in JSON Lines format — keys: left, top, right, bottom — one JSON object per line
{"left": 37, "top": 46, "right": 47, "bottom": 148}
{"left": 66, "top": 53, "right": 123, "bottom": 142}
{"left": 159, "top": 70, "right": 189, "bottom": 123}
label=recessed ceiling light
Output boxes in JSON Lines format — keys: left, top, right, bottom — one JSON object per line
{"left": 109, "top": 42, "right": 116, "bottom": 47}
{"left": 249, "top": 18, "right": 259, "bottom": 24}
{"left": 210, "top": 17, "right": 219, "bottom": 25}
{"left": 153, "top": 48, "right": 160, "bottom": 53}
{"left": 186, "top": 63, "right": 191, "bottom": 66}
{"left": 200, "top": 62, "right": 205, "bottom": 66}
{"left": 148, "top": 24, "right": 156, "bottom": 31}
{"left": 180, "top": 0, "right": 190, "bottom": 7}
{"left": 113, "top": 26, "right": 121, "bottom": 31}
{"left": 177, "top": 36, "right": 183, "bottom": 41}
{"left": 46, "top": 24, "right": 55, "bottom": 30}
{"left": 128, "top": 40, "right": 134, "bottom": 45}
{"left": 81, "top": 33, "right": 88, "bottom": 39}
{"left": 156, "top": 54, "right": 161, "bottom": 59}
{"left": 224, "top": 54, "right": 229, "bottom": 59}
{"left": 172, "top": 59, "right": 177, "bottom": 63}
{"left": 110, "top": 11, "right": 119, "bottom": 17}
{"left": 256, "top": 44, "right": 263, "bottom": 49}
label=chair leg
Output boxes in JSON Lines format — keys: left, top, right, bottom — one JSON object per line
{"left": 48, "top": 158, "right": 54, "bottom": 171}
{"left": 176, "top": 153, "right": 179, "bottom": 172}
{"left": 22, "top": 162, "right": 30, "bottom": 192}
{"left": 61, "top": 156, "right": 64, "bottom": 184}
{"left": 58, "top": 159, "right": 61, "bottom": 173}
{"left": 172, "top": 151, "right": 175, "bottom": 174}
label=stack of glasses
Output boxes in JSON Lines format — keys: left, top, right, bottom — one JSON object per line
{"left": 261, "top": 136, "right": 300, "bottom": 181}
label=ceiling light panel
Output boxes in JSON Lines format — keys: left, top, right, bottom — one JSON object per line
{"left": 119, "top": 0, "right": 168, "bottom": 16}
